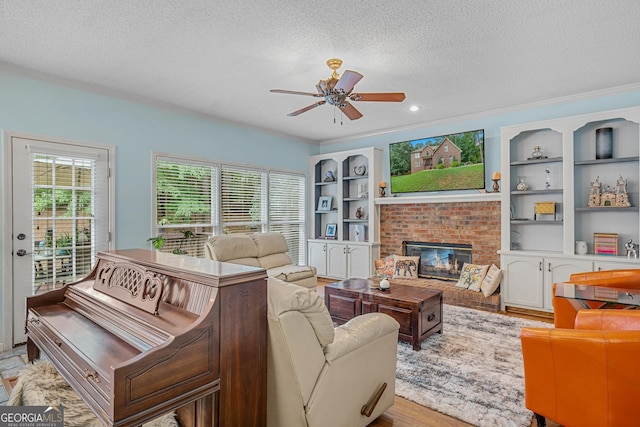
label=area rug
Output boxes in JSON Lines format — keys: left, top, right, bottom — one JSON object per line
{"left": 395, "top": 304, "right": 552, "bottom": 427}
{"left": 8, "top": 360, "right": 178, "bottom": 427}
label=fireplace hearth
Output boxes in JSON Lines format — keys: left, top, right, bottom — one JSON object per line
{"left": 404, "top": 241, "right": 472, "bottom": 281}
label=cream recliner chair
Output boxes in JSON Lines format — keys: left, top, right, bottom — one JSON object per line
{"left": 267, "top": 277, "right": 400, "bottom": 427}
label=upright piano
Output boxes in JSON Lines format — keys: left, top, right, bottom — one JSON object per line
{"left": 25, "top": 248, "right": 267, "bottom": 427}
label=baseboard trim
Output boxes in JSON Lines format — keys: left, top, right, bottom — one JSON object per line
{"left": 505, "top": 306, "right": 554, "bottom": 322}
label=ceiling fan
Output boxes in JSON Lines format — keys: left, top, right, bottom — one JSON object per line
{"left": 270, "top": 58, "right": 406, "bottom": 120}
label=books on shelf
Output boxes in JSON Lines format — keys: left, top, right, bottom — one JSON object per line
{"left": 593, "top": 232, "right": 618, "bottom": 256}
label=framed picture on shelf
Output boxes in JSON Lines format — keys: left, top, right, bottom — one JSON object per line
{"left": 317, "top": 196, "right": 332, "bottom": 211}
{"left": 325, "top": 223, "right": 337, "bottom": 239}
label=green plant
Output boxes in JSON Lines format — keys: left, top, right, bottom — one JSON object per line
{"left": 147, "top": 230, "right": 195, "bottom": 255}
{"left": 147, "top": 235, "right": 166, "bottom": 250}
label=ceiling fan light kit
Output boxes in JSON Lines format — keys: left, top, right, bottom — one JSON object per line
{"left": 271, "top": 58, "right": 405, "bottom": 121}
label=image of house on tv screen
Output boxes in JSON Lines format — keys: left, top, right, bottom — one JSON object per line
{"left": 389, "top": 129, "right": 485, "bottom": 193}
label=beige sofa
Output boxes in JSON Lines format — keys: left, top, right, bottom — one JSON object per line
{"left": 267, "top": 277, "right": 399, "bottom": 427}
{"left": 204, "top": 232, "right": 317, "bottom": 289}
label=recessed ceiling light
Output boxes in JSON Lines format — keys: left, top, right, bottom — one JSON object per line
{"left": 409, "top": 105, "right": 422, "bottom": 112}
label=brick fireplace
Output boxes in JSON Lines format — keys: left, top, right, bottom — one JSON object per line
{"left": 379, "top": 201, "right": 501, "bottom": 268}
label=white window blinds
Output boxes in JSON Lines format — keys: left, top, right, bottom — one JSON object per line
{"left": 153, "top": 154, "right": 306, "bottom": 264}
{"left": 156, "top": 159, "right": 216, "bottom": 226}
{"left": 269, "top": 171, "right": 305, "bottom": 265}
{"left": 220, "top": 166, "right": 267, "bottom": 234}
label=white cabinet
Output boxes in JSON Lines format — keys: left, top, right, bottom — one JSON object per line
{"left": 502, "top": 253, "right": 592, "bottom": 311}
{"left": 308, "top": 241, "right": 328, "bottom": 276}
{"left": 594, "top": 258, "right": 640, "bottom": 272}
{"left": 544, "top": 257, "right": 593, "bottom": 310}
{"left": 501, "top": 106, "right": 640, "bottom": 312}
{"left": 326, "top": 242, "right": 348, "bottom": 278}
{"left": 308, "top": 147, "right": 382, "bottom": 278}
{"left": 308, "top": 240, "right": 377, "bottom": 280}
{"left": 344, "top": 242, "right": 374, "bottom": 279}
{"left": 502, "top": 254, "right": 543, "bottom": 308}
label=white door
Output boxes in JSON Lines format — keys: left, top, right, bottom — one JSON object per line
{"left": 9, "top": 135, "right": 111, "bottom": 346}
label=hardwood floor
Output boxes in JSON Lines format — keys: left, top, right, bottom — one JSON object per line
{"left": 317, "top": 278, "right": 561, "bottom": 427}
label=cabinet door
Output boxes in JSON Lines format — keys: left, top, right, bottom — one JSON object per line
{"left": 346, "top": 244, "right": 372, "bottom": 279}
{"left": 594, "top": 259, "right": 640, "bottom": 271}
{"left": 327, "top": 243, "right": 348, "bottom": 279}
{"left": 502, "top": 255, "right": 544, "bottom": 309}
{"left": 544, "top": 258, "right": 593, "bottom": 310}
{"left": 308, "top": 241, "right": 328, "bottom": 276}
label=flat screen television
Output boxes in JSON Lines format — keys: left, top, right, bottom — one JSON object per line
{"left": 389, "top": 129, "right": 485, "bottom": 194}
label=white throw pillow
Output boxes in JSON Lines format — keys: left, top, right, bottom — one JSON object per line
{"left": 455, "top": 263, "right": 489, "bottom": 291}
{"left": 480, "top": 264, "right": 502, "bottom": 297}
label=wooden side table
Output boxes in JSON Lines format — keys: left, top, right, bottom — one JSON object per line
{"left": 324, "top": 278, "right": 443, "bottom": 350}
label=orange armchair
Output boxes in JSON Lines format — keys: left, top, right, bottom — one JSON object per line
{"left": 553, "top": 269, "right": 640, "bottom": 328}
{"left": 521, "top": 310, "right": 640, "bottom": 427}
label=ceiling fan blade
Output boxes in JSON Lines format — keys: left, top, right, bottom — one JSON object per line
{"left": 334, "top": 70, "right": 364, "bottom": 94}
{"left": 338, "top": 101, "right": 363, "bottom": 120}
{"left": 271, "top": 89, "right": 322, "bottom": 97}
{"left": 287, "top": 101, "right": 326, "bottom": 117}
{"left": 350, "top": 92, "right": 406, "bottom": 102}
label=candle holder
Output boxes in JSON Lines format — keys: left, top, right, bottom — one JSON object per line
{"left": 379, "top": 181, "right": 387, "bottom": 197}
{"left": 492, "top": 178, "right": 500, "bottom": 193}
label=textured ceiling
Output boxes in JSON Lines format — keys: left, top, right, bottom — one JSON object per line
{"left": 1, "top": 1, "right": 640, "bottom": 143}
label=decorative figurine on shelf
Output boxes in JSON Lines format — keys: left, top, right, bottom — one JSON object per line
{"left": 355, "top": 207, "right": 363, "bottom": 219}
{"left": 516, "top": 176, "right": 528, "bottom": 191}
{"left": 588, "top": 175, "right": 631, "bottom": 207}
{"left": 545, "top": 168, "right": 551, "bottom": 189}
{"left": 379, "top": 181, "right": 387, "bottom": 197}
{"left": 323, "top": 170, "right": 336, "bottom": 182}
{"left": 616, "top": 174, "right": 628, "bottom": 194}
{"left": 528, "top": 146, "right": 547, "bottom": 160}
{"left": 625, "top": 239, "right": 639, "bottom": 259}
{"left": 353, "top": 165, "right": 367, "bottom": 176}
{"left": 588, "top": 176, "right": 601, "bottom": 207}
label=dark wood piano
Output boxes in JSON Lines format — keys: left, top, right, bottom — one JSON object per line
{"left": 25, "top": 248, "right": 267, "bottom": 427}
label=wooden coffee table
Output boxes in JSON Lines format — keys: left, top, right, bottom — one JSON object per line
{"left": 324, "top": 278, "right": 443, "bottom": 350}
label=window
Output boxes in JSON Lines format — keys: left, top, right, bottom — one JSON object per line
{"left": 221, "top": 165, "right": 266, "bottom": 234}
{"left": 414, "top": 152, "right": 420, "bottom": 159}
{"left": 154, "top": 157, "right": 217, "bottom": 257}
{"left": 153, "top": 154, "right": 306, "bottom": 263}
{"left": 269, "top": 172, "right": 306, "bottom": 265}
{"left": 444, "top": 144, "right": 449, "bottom": 152}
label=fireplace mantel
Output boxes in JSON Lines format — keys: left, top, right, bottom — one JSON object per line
{"left": 375, "top": 192, "right": 501, "bottom": 205}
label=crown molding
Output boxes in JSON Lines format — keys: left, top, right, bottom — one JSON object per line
{"left": 320, "top": 82, "right": 640, "bottom": 146}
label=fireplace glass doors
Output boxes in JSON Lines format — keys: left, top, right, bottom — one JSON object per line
{"left": 404, "top": 241, "right": 472, "bottom": 281}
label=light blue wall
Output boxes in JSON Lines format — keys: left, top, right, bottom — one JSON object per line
{"left": 0, "top": 68, "right": 320, "bottom": 348}
{"left": 0, "top": 68, "right": 319, "bottom": 248}
{"left": 319, "top": 88, "right": 640, "bottom": 194}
